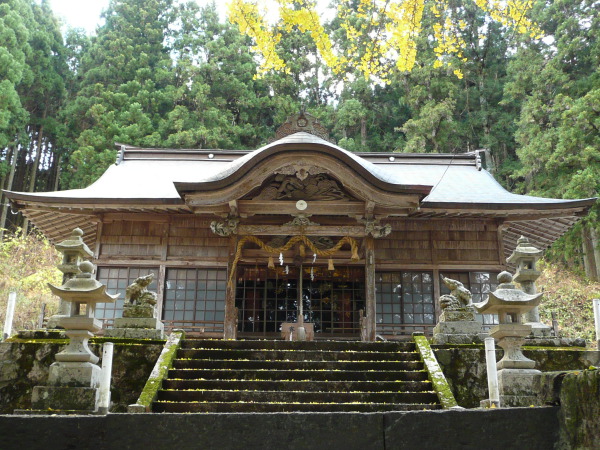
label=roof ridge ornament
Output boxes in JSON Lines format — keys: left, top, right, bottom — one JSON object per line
{"left": 269, "top": 111, "right": 335, "bottom": 144}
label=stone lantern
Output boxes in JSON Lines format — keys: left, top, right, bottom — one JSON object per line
{"left": 507, "top": 236, "right": 550, "bottom": 337}
{"left": 474, "top": 271, "right": 543, "bottom": 406}
{"left": 47, "top": 228, "right": 94, "bottom": 329}
{"left": 30, "top": 260, "right": 119, "bottom": 413}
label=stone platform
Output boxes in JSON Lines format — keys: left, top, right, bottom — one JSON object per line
{"left": 104, "top": 317, "right": 164, "bottom": 340}
{"left": 432, "top": 310, "right": 487, "bottom": 345}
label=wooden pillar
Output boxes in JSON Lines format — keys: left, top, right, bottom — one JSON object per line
{"left": 156, "top": 264, "right": 166, "bottom": 321}
{"left": 224, "top": 235, "right": 238, "bottom": 340}
{"left": 364, "top": 236, "right": 376, "bottom": 341}
{"left": 156, "top": 221, "right": 169, "bottom": 322}
{"left": 432, "top": 267, "right": 441, "bottom": 324}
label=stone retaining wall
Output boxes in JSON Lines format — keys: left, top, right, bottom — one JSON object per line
{"left": 1, "top": 408, "right": 559, "bottom": 450}
{"left": 433, "top": 345, "right": 600, "bottom": 407}
{"left": 0, "top": 339, "right": 163, "bottom": 413}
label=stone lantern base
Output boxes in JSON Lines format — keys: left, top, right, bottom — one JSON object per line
{"left": 30, "top": 386, "right": 100, "bottom": 412}
{"left": 497, "top": 368, "right": 542, "bottom": 407}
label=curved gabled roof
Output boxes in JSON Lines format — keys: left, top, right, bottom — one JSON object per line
{"left": 174, "top": 132, "right": 432, "bottom": 196}
{"left": 3, "top": 131, "right": 596, "bottom": 254}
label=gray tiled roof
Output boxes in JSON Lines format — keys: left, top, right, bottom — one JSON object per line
{"left": 5, "top": 132, "right": 594, "bottom": 210}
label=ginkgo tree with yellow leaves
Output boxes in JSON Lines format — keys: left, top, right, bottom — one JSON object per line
{"left": 228, "top": 0, "right": 542, "bottom": 82}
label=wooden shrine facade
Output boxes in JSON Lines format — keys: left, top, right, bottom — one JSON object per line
{"left": 5, "top": 114, "right": 595, "bottom": 340}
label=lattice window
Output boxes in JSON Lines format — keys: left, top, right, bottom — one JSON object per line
{"left": 163, "top": 268, "right": 227, "bottom": 330}
{"left": 375, "top": 272, "right": 435, "bottom": 326}
{"left": 95, "top": 266, "right": 159, "bottom": 326}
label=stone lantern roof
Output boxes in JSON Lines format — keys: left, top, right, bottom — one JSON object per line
{"left": 48, "top": 261, "right": 119, "bottom": 304}
{"left": 506, "top": 236, "right": 543, "bottom": 265}
{"left": 473, "top": 271, "right": 543, "bottom": 316}
{"left": 54, "top": 227, "right": 94, "bottom": 257}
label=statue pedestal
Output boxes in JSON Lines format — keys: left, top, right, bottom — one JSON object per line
{"left": 525, "top": 321, "right": 553, "bottom": 338}
{"left": 104, "top": 317, "right": 164, "bottom": 340}
{"left": 104, "top": 301, "right": 164, "bottom": 339}
{"left": 432, "top": 310, "right": 486, "bottom": 345}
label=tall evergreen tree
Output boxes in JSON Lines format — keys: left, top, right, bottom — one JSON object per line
{"left": 61, "top": 0, "right": 176, "bottom": 189}
{"left": 506, "top": 0, "right": 600, "bottom": 274}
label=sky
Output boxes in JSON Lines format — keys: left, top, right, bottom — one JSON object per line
{"left": 47, "top": 0, "right": 230, "bottom": 34}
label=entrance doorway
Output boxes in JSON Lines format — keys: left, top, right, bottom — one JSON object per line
{"left": 235, "top": 265, "right": 365, "bottom": 337}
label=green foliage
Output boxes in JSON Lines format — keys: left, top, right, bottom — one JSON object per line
{"left": 0, "top": 0, "right": 597, "bottom": 275}
{"left": 0, "top": 230, "right": 61, "bottom": 332}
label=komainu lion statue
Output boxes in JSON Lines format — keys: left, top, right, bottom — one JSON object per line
{"left": 439, "top": 277, "right": 473, "bottom": 311}
{"left": 125, "top": 273, "right": 157, "bottom": 306}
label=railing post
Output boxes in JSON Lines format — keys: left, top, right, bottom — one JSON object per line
{"left": 98, "top": 342, "right": 114, "bottom": 414}
{"left": 3, "top": 291, "right": 17, "bottom": 341}
{"left": 484, "top": 337, "right": 500, "bottom": 407}
{"left": 593, "top": 299, "right": 600, "bottom": 345}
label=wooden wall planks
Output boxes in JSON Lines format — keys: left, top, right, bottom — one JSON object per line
{"left": 97, "top": 216, "right": 500, "bottom": 268}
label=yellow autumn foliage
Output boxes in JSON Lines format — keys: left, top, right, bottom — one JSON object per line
{"left": 227, "top": 0, "right": 541, "bottom": 82}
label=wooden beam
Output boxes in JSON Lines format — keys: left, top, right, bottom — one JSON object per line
{"left": 102, "top": 213, "right": 171, "bottom": 222}
{"left": 95, "top": 258, "right": 228, "bottom": 267}
{"left": 237, "top": 200, "right": 367, "bottom": 216}
{"left": 374, "top": 262, "right": 506, "bottom": 271}
{"left": 237, "top": 224, "right": 366, "bottom": 237}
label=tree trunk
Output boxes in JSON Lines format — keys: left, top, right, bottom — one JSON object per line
{"left": 0, "top": 146, "right": 19, "bottom": 240}
{"left": 591, "top": 227, "right": 600, "bottom": 281}
{"left": 360, "top": 117, "right": 367, "bottom": 147}
{"left": 22, "top": 123, "right": 45, "bottom": 233}
{"left": 582, "top": 226, "right": 598, "bottom": 281}
{"left": 52, "top": 153, "right": 61, "bottom": 191}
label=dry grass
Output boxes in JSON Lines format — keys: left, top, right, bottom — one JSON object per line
{"left": 537, "top": 260, "right": 600, "bottom": 343}
{"left": 0, "top": 230, "right": 61, "bottom": 334}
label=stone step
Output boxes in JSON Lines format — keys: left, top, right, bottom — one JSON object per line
{"left": 167, "top": 368, "right": 429, "bottom": 382}
{"left": 162, "top": 379, "right": 434, "bottom": 393}
{"left": 180, "top": 339, "right": 415, "bottom": 352}
{"left": 176, "top": 348, "right": 421, "bottom": 362}
{"left": 156, "top": 389, "right": 439, "bottom": 404}
{"left": 171, "top": 359, "right": 424, "bottom": 371}
{"left": 152, "top": 401, "right": 442, "bottom": 413}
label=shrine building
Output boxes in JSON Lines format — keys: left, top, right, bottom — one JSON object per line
{"left": 4, "top": 113, "right": 595, "bottom": 340}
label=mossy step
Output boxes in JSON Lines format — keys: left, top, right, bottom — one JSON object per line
{"left": 172, "top": 359, "right": 424, "bottom": 371}
{"left": 156, "top": 389, "right": 439, "bottom": 404}
{"left": 180, "top": 339, "right": 415, "bottom": 352}
{"left": 152, "top": 401, "right": 442, "bottom": 413}
{"left": 177, "top": 348, "right": 421, "bottom": 362}
{"left": 162, "top": 379, "right": 434, "bottom": 393}
{"left": 167, "top": 368, "right": 429, "bottom": 382}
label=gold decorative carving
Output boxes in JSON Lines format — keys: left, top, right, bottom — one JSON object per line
{"left": 364, "top": 219, "right": 392, "bottom": 238}
{"left": 254, "top": 173, "right": 348, "bottom": 201}
{"left": 210, "top": 216, "right": 239, "bottom": 237}
{"left": 276, "top": 162, "right": 327, "bottom": 181}
{"left": 284, "top": 214, "right": 319, "bottom": 227}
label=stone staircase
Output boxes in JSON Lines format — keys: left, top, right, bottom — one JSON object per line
{"left": 152, "top": 339, "right": 442, "bottom": 413}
